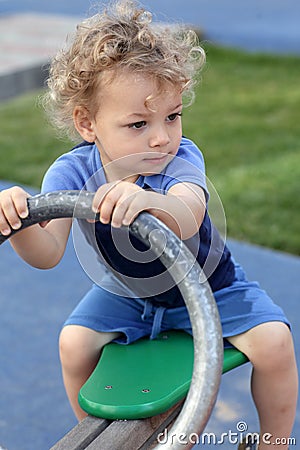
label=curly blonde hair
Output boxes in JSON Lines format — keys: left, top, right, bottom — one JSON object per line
{"left": 44, "top": 0, "right": 205, "bottom": 141}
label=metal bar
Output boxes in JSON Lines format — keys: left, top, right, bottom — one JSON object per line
{"left": 0, "top": 190, "right": 224, "bottom": 449}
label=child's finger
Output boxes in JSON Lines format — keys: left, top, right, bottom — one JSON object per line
{"left": 0, "top": 195, "right": 22, "bottom": 232}
{"left": 115, "top": 189, "right": 148, "bottom": 227}
{"left": 11, "top": 187, "right": 30, "bottom": 219}
{"left": 0, "top": 207, "right": 21, "bottom": 232}
{"left": 0, "top": 208, "right": 12, "bottom": 235}
{"left": 0, "top": 187, "right": 30, "bottom": 234}
{"left": 109, "top": 186, "right": 142, "bottom": 227}
{"left": 110, "top": 198, "right": 130, "bottom": 227}
{"left": 99, "top": 190, "right": 120, "bottom": 224}
{"left": 121, "top": 194, "right": 145, "bottom": 226}
{"left": 92, "top": 182, "right": 121, "bottom": 224}
{"left": 92, "top": 183, "right": 118, "bottom": 214}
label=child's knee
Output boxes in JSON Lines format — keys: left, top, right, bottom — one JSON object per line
{"left": 59, "top": 325, "right": 99, "bottom": 370}
{"left": 230, "top": 322, "right": 295, "bottom": 370}
{"left": 59, "top": 325, "right": 120, "bottom": 372}
{"left": 59, "top": 326, "right": 86, "bottom": 368}
{"left": 255, "top": 323, "right": 294, "bottom": 368}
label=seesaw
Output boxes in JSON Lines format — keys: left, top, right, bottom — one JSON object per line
{"left": 0, "top": 190, "right": 248, "bottom": 449}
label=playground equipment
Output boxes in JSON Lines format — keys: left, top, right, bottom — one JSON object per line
{"left": 0, "top": 191, "right": 248, "bottom": 449}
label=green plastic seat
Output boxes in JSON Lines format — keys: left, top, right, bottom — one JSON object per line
{"left": 79, "top": 330, "right": 248, "bottom": 420}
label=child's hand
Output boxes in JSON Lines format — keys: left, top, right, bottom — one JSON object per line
{"left": 92, "top": 181, "right": 150, "bottom": 228}
{"left": 0, "top": 186, "right": 30, "bottom": 236}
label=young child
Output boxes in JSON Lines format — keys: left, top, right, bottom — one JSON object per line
{"left": 0, "top": 1, "right": 297, "bottom": 448}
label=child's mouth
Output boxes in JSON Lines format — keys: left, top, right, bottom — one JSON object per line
{"left": 143, "top": 154, "right": 169, "bottom": 164}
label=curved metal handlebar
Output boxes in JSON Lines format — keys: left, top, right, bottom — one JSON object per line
{"left": 0, "top": 191, "right": 223, "bottom": 449}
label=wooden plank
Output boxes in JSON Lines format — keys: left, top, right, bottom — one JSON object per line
{"left": 50, "top": 416, "right": 111, "bottom": 450}
{"left": 86, "top": 401, "right": 183, "bottom": 450}
{"left": 139, "top": 402, "right": 183, "bottom": 450}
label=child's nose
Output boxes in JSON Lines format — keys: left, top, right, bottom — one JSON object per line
{"left": 149, "top": 126, "right": 170, "bottom": 148}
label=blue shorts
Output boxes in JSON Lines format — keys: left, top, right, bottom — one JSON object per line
{"left": 64, "top": 264, "right": 290, "bottom": 346}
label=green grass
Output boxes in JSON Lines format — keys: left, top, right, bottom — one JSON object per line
{"left": 0, "top": 44, "right": 299, "bottom": 255}
{"left": 183, "top": 45, "right": 300, "bottom": 255}
{"left": 0, "top": 93, "right": 70, "bottom": 187}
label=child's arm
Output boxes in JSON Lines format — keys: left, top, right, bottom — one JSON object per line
{"left": 149, "top": 181, "right": 206, "bottom": 239}
{"left": 92, "top": 180, "right": 206, "bottom": 240}
{"left": 0, "top": 186, "right": 72, "bottom": 268}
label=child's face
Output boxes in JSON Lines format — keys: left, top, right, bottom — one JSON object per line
{"left": 90, "top": 71, "right": 183, "bottom": 182}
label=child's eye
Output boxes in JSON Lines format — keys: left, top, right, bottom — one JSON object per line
{"left": 129, "top": 121, "right": 146, "bottom": 129}
{"left": 167, "top": 112, "right": 182, "bottom": 122}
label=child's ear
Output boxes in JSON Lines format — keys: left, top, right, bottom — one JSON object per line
{"left": 73, "top": 106, "right": 96, "bottom": 142}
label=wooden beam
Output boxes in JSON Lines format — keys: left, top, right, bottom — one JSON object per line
{"left": 50, "top": 416, "right": 111, "bottom": 450}
{"left": 51, "top": 401, "right": 183, "bottom": 450}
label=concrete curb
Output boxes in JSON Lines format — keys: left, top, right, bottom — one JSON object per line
{"left": 0, "top": 13, "right": 79, "bottom": 101}
{"left": 0, "top": 63, "right": 49, "bottom": 101}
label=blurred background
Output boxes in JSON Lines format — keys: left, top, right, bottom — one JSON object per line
{"left": 0, "top": 1, "right": 299, "bottom": 449}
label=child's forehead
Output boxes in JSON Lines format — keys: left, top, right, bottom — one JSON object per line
{"left": 100, "top": 69, "right": 182, "bottom": 99}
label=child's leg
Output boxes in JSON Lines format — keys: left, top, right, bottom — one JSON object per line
{"left": 59, "top": 324, "right": 120, "bottom": 421}
{"left": 228, "top": 321, "right": 298, "bottom": 450}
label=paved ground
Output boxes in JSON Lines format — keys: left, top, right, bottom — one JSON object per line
{"left": 0, "top": 14, "right": 78, "bottom": 100}
{"left": 0, "top": 2, "right": 299, "bottom": 449}
{"left": 0, "top": 14, "right": 78, "bottom": 76}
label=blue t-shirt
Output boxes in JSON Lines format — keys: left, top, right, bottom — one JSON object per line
{"left": 42, "top": 137, "right": 235, "bottom": 305}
